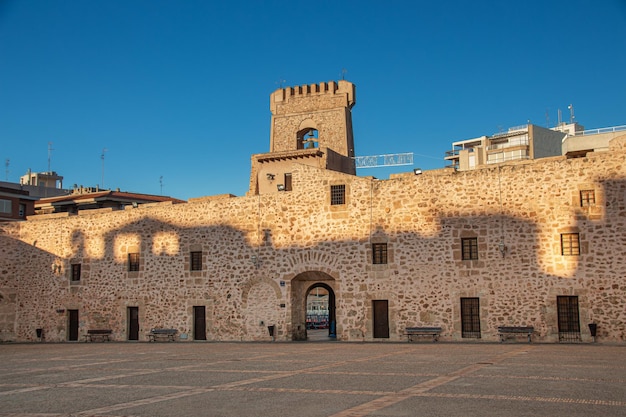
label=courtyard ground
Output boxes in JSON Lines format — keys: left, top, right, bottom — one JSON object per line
{"left": 0, "top": 340, "right": 625, "bottom": 416}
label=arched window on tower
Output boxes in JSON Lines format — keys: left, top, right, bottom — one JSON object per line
{"left": 297, "top": 128, "right": 319, "bottom": 150}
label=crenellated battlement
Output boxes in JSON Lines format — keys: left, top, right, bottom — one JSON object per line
{"left": 270, "top": 80, "right": 355, "bottom": 114}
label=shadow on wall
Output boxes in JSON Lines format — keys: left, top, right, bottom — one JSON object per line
{"left": 1, "top": 174, "right": 625, "bottom": 342}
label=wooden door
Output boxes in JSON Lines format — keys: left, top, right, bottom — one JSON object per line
{"left": 194, "top": 306, "right": 206, "bottom": 340}
{"left": 68, "top": 310, "right": 79, "bottom": 341}
{"left": 373, "top": 300, "right": 389, "bottom": 338}
{"left": 128, "top": 307, "right": 139, "bottom": 340}
{"left": 557, "top": 296, "right": 581, "bottom": 342}
{"left": 461, "top": 297, "right": 481, "bottom": 338}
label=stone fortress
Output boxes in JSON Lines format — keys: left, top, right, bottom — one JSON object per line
{"left": 1, "top": 80, "right": 625, "bottom": 343}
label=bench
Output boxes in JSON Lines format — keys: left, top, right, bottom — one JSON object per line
{"left": 148, "top": 328, "right": 178, "bottom": 342}
{"left": 86, "top": 329, "right": 112, "bottom": 342}
{"left": 498, "top": 326, "right": 534, "bottom": 343}
{"left": 404, "top": 327, "right": 442, "bottom": 342}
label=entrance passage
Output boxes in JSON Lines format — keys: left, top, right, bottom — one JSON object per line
{"left": 68, "top": 310, "right": 79, "bottom": 341}
{"left": 194, "top": 306, "right": 206, "bottom": 340}
{"left": 557, "top": 296, "right": 581, "bottom": 342}
{"left": 291, "top": 273, "right": 337, "bottom": 341}
{"left": 372, "top": 300, "right": 389, "bottom": 338}
{"left": 461, "top": 297, "right": 481, "bottom": 338}
{"left": 128, "top": 307, "right": 139, "bottom": 340}
{"left": 305, "top": 283, "right": 336, "bottom": 341}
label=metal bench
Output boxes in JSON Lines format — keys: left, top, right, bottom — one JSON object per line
{"left": 148, "top": 328, "right": 178, "bottom": 342}
{"left": 404, "top": 327, "right": 442, "bottom": 342}
{"left": 86, "top": 329, "right": 112, "bottom": 342}
{"left": 498, "top": 326, "right": 534, "bottom": 343}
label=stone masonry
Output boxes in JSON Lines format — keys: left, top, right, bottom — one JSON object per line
{"left": 1, "top": 80, "right": 625, "bottom": 343}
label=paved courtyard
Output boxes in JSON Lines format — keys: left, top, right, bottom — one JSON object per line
{"left": 0, "top": 341, "right": 625, "bottom": 417}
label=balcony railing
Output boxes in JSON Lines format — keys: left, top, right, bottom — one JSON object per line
{"left": 487, "top": 137, "right": 529, "bottom": 151}
{"left": 572, "top": 125, "right": 626, "bottom": 136}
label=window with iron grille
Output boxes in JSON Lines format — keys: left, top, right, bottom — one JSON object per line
{"left": 561, "top": 233, "right": 580, "bottom": 256}
{"left": 190, "top": 251, "right": 203, "bottom": 271}
{"left": 461, "top": 238, "right": 478, "bottom": 260}
{"left": 128, "top": 253, "right": 140, "bottom": 272}
{"left": 330, "top": 185, "right": 345, "bottom": 205}
{"left": 372, "top": 243, "right": 388, "bottom": 264}
{"left": 580, "top": 190, "right": 595, "bottom": 207}
{"left": 284, "top": 173, "right": 292, "bottom": 192}
{"left": 71, "top": 264, "right": 81, "bottom": 282}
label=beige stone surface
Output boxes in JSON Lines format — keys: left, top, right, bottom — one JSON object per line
{"left": 1, "top": 81, "right": 625, "bottom": 344}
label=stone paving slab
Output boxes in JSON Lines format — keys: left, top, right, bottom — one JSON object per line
{"left": 0, "top": 342, "right": 625, "bottom": 417}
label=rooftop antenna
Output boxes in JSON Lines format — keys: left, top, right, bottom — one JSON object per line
{"left": 558, "top": 109, "right": 562, "bottom": 126}
{"left": 101, "top": 148, "right": 107, "bottom": 189}
{"left": 568, "top": 104, "right": 575, "bottom": 123}
{"left": 276, "top": 78, "right": 286, "bottom": 88}
{"left": 5, "top": 158, "right": 9, "bottom": 181}
{"left": 545, "top": 109, "right": 550, "bottom": 128}
{"left": 47, "top": 142, "right": 54, "bottom": 173}
{"left": 159, "top": 175, "right": 163, "bottom": 195}
{"left": 341, "top": 68, "right": 347, "bottom": 80}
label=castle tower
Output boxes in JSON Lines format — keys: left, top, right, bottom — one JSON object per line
{"left": 248, "top": 80, "right": 356, "bottom": 195}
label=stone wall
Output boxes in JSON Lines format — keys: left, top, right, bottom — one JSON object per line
{"left": 1, "top": 136, "right": 626, "bottom": 343}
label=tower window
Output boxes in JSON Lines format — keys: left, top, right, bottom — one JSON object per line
{"left": 284, "top": 173, "right": 292, "bottom": 192}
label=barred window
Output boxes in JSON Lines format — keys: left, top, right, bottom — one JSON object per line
{"left": 128, "top": 253, "right": 140, "bottom": 271}
{"left": 191, "top": 251, "right": 203, "bottom": 271}
{"left": 580, "top": 190, "right": 595, "bottom": 207}
{"left": 330, "top": 184, "right": 345, "bottom": 205}
{"left": 461, "top": 238, "right": 478, "bottom": 260}
{"left": 561, "top": 233, "right": 580, "bottom": 256}
{"left": 71, "top": 264, "right": 81, "bottom": 282}
{"left": 372, "top": 243, "right": 388, "bottom": 264}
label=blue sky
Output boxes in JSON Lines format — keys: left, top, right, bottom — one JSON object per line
{"left": 1, "top": 0, "right": 625, "bottom": 200}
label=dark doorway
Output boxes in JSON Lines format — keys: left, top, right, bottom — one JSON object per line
{"left": 373, "top": 300, "right": 389, "bottom": 338}
{"left": 461, "top": 297, "right": 481, "bottom": 338}
{"left": 68, "top": 309, "right": 79, "bottom": 341}
{"left": 194, "top": 306, "right": 206, "bottom": 340}
{"left": 128, "top": 307, "right": 139, "bottom": 341}
{"left": 557, "top": 296, "right": 581, "bottom": 342}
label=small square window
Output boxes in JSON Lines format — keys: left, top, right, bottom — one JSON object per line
{"left": 372, "top": 243, "right": 388, "bottom": 264}
{"left": 580, "top": 190, "right": 595, "bottom": 207}
{"left": 190, "top": 251, "right": 203, "bottom": 271}
{"left": 561, "top": 233, "right": 580, "bottom": 256}
{"left": 461, "top": 238, "right": 478, "bottom": 260}
{"left": 128, "top": 253, "right": 140, "bottom": 272}
{"left": 71, "top": 264, "right": 81, "bottom": 282}
{"left": 330, "top": 184, "right": 345, "bottom": 205}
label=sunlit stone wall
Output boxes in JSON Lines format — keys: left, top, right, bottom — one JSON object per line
{"left": 1, "top": 136, "right": 626, "bottom": 343}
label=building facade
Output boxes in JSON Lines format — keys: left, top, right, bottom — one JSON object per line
{"left": 445, "top": 124, "right": 568, "bottom": 170}
{"left": 1, "top": 80, "right": 625, "bottom": 344}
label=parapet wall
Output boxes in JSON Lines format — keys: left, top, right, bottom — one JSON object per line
{"left": 270, "top": 80, "right": 355, "bottom": 115}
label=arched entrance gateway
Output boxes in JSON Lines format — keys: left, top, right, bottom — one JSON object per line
{"left": 290, "top": 271, "right": 337, "bottom": 341}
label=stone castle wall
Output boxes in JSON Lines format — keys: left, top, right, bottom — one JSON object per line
{"left": 1, "top": 136, "right": 625, "bottom": 343}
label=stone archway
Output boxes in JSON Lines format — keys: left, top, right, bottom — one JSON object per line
{"left": 290, "top": 271, "right": 336, "bottom": 341}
